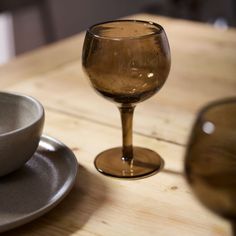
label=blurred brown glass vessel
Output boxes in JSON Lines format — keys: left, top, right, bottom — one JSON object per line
{"left": 185, "top": 98, "right": 236, "bottom": 235}
{"left": 82, "top": 20, "right": 171, "bottom": 178}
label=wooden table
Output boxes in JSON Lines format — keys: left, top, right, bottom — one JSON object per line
{"left": 1, "top": 14, "right": 236, "bottom": 236}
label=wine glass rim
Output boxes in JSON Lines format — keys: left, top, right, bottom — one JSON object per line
{"left": 198, "top": 97, "right": 236, "bottom": 116}
{"left": 87, "top": 19, "right": 164, "bottom": 40}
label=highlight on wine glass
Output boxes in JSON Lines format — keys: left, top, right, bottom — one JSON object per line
{"left": 184, "top": 98, "right": 236, "bottom": 234}
{"left": 82, "top": 20, "right": 171, "bottom": 179}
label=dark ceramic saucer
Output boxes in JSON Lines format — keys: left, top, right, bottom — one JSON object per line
{"left": 0, "top": 135, "right": 78, "bottom": 233}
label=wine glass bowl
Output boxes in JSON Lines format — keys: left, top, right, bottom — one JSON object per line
{"left": 83, "top": 20, "right": 170, "bottom": 105}
{"left": 82, "top": 20, "right": 171, "bottom": 178}
{"left": 184, "top": 98, "right": 236, "bottom": 233}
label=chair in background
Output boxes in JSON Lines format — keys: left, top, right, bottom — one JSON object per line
{"left": 0, "top": 0, "right": 55, "bottom": 55}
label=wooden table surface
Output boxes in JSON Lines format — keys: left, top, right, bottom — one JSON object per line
{"left": 1, "top": 14, "right": 236, "bottom": 236}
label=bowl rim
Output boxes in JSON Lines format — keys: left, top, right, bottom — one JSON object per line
{"left": 0, "top": 92, "right": 44, "bottom": 138}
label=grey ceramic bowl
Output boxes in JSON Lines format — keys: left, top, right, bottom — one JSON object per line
{"left": 0, "top": 92, "right": 44, "bottom": 177}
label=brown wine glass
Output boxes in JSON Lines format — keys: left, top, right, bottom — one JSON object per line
{"left": 82, "top": 20, "right": 171, "bottom": 179}
{"left": 185, "top": 98, "right": 236, "bottom": 235}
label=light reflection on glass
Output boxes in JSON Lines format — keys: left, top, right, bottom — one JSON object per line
{"left": 202, "top": 121, "right": 215, "bottom": 134}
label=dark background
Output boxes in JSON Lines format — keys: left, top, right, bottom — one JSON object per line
{"left": 0, "top": 0, "right": 235, "bottom": 55}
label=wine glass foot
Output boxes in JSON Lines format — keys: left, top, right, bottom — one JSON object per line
{"left": 94, "top": 147, "right": 164, "bottom": 179}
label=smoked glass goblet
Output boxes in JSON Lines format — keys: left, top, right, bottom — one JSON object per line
{"left": 185, "top": 98, "right": 236, "bottom": 235}
{"left": 82, "top": 20, "right": 171, "bottom": 178}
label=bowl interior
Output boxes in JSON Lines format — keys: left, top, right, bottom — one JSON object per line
{"left": 0, "top": 93, "right": 42, "bottom": 135}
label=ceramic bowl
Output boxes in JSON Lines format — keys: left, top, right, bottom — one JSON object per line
{"left": 0, "top": 92, "right": 44, "bottom": 177}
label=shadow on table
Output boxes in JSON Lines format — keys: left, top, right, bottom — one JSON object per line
{"left": 2, "top": 165, "right": 108, "bottom": 235}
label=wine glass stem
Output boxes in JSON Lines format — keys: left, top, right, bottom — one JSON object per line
{"left": 119, "top": 105, "right": 135, "bottom": 162}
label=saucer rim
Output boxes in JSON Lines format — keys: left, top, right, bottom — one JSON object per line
{"left": 0, "top": 134, "right": 78, "bottom": 233}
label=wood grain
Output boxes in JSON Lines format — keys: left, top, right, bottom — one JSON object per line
{"left": 1, "top": 109, "right": 230, "bottom": 236}
{"left": 0, "top": 34, "right": 84, "bottom": 88}
{"left": 0, "top": 13, "right": 235, "bottom": 235}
